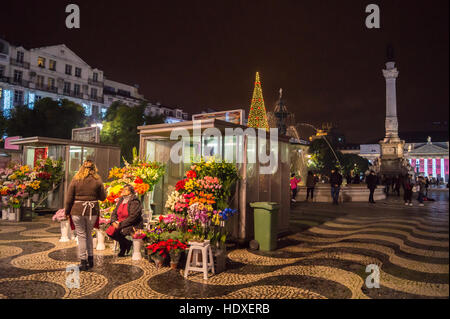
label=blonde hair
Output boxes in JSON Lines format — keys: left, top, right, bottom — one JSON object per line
{"left": 73, "top": 160, "right": 100, "bottom": 181}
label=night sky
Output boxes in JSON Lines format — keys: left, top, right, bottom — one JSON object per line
{"left": 1, "top": 0, "right": 448, "bottom": 143}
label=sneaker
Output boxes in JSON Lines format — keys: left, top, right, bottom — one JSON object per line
{"left": 404, "top": 202, "right": 409, "bottom": 206}
{"left": 409, "top": 203, "right": 413, "bottom": 206}
{"left": 419, "top": 203, "right": 424, "bottom": 207}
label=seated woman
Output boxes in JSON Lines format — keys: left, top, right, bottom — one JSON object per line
{"left": 108, "top": 184, "right": 143, "bottom": 257}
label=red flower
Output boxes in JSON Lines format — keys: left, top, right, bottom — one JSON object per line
{"left": 134, "top": 177, "right": 143, "bottom": 184}
{"left": 175, "top": 179, "right": 186, "bottom": 191}
{"left": 186, "top": 170, "right": 197, "bottom": 179}
{"left": 187, "top": 229, "right": 192, "bottom": 233}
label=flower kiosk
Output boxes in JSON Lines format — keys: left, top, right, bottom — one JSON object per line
{"left": 137, "top": 119, "right": 292, "bottom": 243}
{"left": 3, "top": 136, "right": 120, "bottom": 220}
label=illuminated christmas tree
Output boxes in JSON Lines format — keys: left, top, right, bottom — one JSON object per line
{"left": 247, "top": 72, "right": 269, "bottom": 130}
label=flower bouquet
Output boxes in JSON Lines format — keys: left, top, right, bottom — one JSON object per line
{"left": 52, "top": 208, "right": 67, "bottom": 222}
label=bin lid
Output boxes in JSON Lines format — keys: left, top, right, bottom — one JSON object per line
{"left": 249, "top": 202, "right": 280, "bottom": 210}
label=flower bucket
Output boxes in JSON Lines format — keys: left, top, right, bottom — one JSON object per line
{"left": 8, "top": 211, "right": 16, "bottom": 221}
{"left": 150, "top": 253, "right": 165, "bottom": 269}
{"left": 2, "top": 207, "right": 9, "bottom": 220}
{"left": 169, "top": 251, "right": 182, "bottom": 270}
{"left": 93, "top": 237, "right": 98, "bottom": 249}
{"left": 14, "top": 207, "right": 21, "bottom": 222}
{"left": 96, "top": 230, "right": 106, "bottom": 250}
{"left": 132, "top": 238, "right": 143, "bottom": 261}
{"left": 59, "top": 219, "right": 71, "bottom": 242}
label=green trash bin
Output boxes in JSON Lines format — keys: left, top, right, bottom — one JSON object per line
{"left": 250, "top": 202, "right": 280, "bottom": 251}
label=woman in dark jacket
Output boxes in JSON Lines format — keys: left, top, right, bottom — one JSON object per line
{"left": 108, "top": 184, "right": 143, "bottom": 257}
{"left": 65, "top": 160, "right": 106, "bottom": 271}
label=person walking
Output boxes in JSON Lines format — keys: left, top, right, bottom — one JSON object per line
{"left": 64, "top": 160, "right": 106, "bottom": 271}
{"left": 403, "top": 174, "right": 414, "bottom": 206}
{"left": 290, "top": 173, "right": 301, "bottom": 203}
{"left": 366, "top": 170, "right": 378, "bottom": 204}
{"left": 425, "top": 176, "right": 430, "bottom": 198}
{"left": 330, "top": 168, "right": 343, "bottom": 205}
{"left": 393, "top": 175, "right": 401, "bottom": 196}
{"left": 107, "top": 184, "right": 144, "bottom": 256}
{"left": 417, "top": 176, "right": 426, "bottom": 206}
{"left": 306, "top": 171, "right": 317, "bottom": 201}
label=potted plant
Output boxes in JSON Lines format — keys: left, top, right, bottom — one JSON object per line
{"left": 131, "top": 229, "right": 147, "bottom": 261}
{"left": 146, "top": 241, "right": 168, "bottom": 269}
{"left": 167, "top": 239, "right": 187, "bottom": 270}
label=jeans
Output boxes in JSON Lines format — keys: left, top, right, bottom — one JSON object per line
{"left": 72, "top": 215, "right": 97, "bottom": 260}
{"left": 404, "top": 189, "right": 412, "bottom": 203}
{"left": 307, "top": 187, "right": 315, "bottom": 200}
{"left": 368, "top": 187, "right": 375, "bottom": 203}
{"left": 292, "top": 188, "right": 298, "bottom": 200}
{"left": 418, "top": 192, "right": 424, "bottom": 204}
{"left": 331, "top": 186, "right": 340, "bottom": 204}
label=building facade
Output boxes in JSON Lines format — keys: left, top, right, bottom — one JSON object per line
{"left": 340, "top": 138, "right": 449, "bottom": 182}
{"left": 0, "top": 38, "right": 189, "bottom": 126}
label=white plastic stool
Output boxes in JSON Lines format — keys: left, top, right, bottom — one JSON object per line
{"left": 184, "top": 241, "right": 215, "bottom": 280}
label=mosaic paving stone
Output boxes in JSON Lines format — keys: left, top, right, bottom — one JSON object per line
{"left": 0, "top": 190, "right": 447, "bottom": 299}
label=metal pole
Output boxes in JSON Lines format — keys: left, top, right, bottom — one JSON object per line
{"left": 239, "top": 135, "right": 248, "bottom": 240}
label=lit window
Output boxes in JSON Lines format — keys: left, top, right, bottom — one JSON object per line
{"left": 49, "top": 60, "right": 56, "bottom": 70}
{"left": 38, "top": 57, "right": 46, "bottom": 68}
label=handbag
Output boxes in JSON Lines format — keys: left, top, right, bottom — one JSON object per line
{"left": 412, "top": 185, "right": 418, "bottom": 193}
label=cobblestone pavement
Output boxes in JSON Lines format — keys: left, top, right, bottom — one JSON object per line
{"left": 0, "top": 189, "right": 448, "bottom": 299}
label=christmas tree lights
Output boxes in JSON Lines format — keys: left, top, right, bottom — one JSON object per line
{"left": 247, "top": 72, "right": 269, "bottom": 130}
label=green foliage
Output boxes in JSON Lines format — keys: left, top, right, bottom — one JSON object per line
{"left": 341, "top": 153, "right": 369, "bottom": 177}
{"left": 5, "top": 98, "right": 86, "bottom": 139}
{"left": 308, "top": 139, "right": 368, "bottom": 176}
{"left": 308, "top": 139, "right": 342, "bottom": 175}
{"left": 100, "top": 101, "right": 165, "bottom": 164}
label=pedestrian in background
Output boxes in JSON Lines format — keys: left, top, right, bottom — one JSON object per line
{"left": 403, "top": 174, "right": 414, "bottom": 206}
{"left": 64, "top": 160, "right": 106, "bottom": 271}
{"left": 394, "top": 174, "right": 402, "bottom": 196}
{"left": 290, "top": 173, "right": 301, "bottom": 203}
{"left": 417, "top": 176, "right": 426, "bottom": 207}
{"left": 330, "top": 168, "right": 343, "bottom": 205}
{"left": 366, "top": 170, "right": 378, "bottom": 204}
{"left": 306, "top": 171, "right": 317, "bottom": 201}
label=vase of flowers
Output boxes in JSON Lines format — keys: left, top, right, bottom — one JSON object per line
{"left": 131, "top": 229, "right": 147, "bottom": 261}
{"left": 52, "top": 209, "right": 70, "bottom": 242}
{"left": 96, "top": 229, "right": 106, "bottom": 250}
{"left": 1, "top": 198, "right": 9, "bottom": 220}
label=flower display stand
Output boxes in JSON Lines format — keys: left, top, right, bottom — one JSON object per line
{"left": 184, "top": 240, "right": 215, "bottom": 280}
{"left": 59, "top": 219, "right": 71, "bottom": 242}
{"left": 96, "top": 230, "right": 106, "bottom": 250}
{"left": 132, "top": 238, "right": 143, "bottom": 261}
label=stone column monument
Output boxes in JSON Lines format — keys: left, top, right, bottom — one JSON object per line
{"left": 379, "top": 46, "right": 406, "bottom": 176}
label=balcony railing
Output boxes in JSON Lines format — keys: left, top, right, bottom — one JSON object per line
{"left": 11, "top": 78, "right": 30, "bottom": 87}
{"left": 10, "top": 58, "right": 30, "bottom": 69}
{"left": 89, "top": 95, "right": 104, "bottom": 103}
{"left": 62, "top": 90, "right": 84, "bottom": 99}
{"left": 35, "top": 82, "right": 58, "bottom": 93}
{"left": 88, "top": 78, "right": 104, "bottom": 87}
{"left": 0, "top": 76, "right": 9, "bottom": 83}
